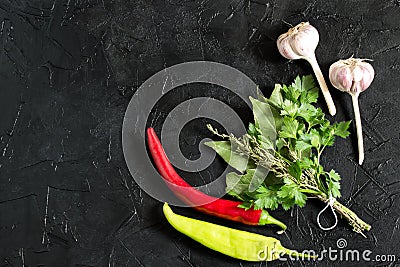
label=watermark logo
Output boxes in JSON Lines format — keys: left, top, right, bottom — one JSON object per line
{"left": 257, "top": 237, "right": 397, "bottom": 263}
{"left": 336, "top": 238, "right": 347, "bottom": 249}
{"left": 122, "top": 61, "right": 275, "bottom": 206}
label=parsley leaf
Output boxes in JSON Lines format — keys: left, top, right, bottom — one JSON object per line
{"left": 334, "top": 121, "right": 351, "bottom": 138}
{"left": 279, "top": 117, "right": 299, "bottom": 139}
{"left": 283, "top": 84, "right": 301, "bottom": 102}
{"left": 281, "top": 99, "right": 299, "bottom": 117}
{"left": 295, "top": 140, "right": 313, "bottom": 152}
{"left": 288, "top": 161, "right": 302, "bottom": 180}
{"left": 278, "top": 179, "right": 307, "bottom": 208}
{"left": 299, "top": 75, "right": 319, "bottom": 104}
{"left": 254, "top": 186, "right": 280, "bottom": 210}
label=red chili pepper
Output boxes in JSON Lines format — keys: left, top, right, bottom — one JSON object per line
{"left": 146, "top": 127, "right": 286, "bottom": 230}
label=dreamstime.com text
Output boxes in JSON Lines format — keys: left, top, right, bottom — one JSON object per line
{"left": 257, "top": 238, "right": 397, "bottom": 263}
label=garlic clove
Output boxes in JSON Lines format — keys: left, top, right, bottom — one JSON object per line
{"left": 277, "top": 35, "right": 301, "bottom": 60}
{"left": 352, "top": 66, "right": 364, "bottom": 83}
{"left": 358, "top": 64, "right": 375, "bottom": 91}
{"left": 291, "top": 26, "right": 319, "bottom": 59}
{"left": 329, "top": 63, "right": 353, "bottom": 92}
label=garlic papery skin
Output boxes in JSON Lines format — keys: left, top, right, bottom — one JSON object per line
{"left": 277, "top": 22, "right": 336, "bottom": 116}
{"left": 329, "top": 58, "right": 375, "bottom": 165}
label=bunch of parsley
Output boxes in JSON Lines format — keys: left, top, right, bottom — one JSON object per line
{"left": 206, "top": 75, "right": 371, "bottom": 235}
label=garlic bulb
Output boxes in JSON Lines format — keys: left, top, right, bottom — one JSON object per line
{"left": 329, "top": 58, "right": 375, "bottom": 165}
{"left": 277, "top": 22, "right": 336, "bottom": 116}
{"left": 277, "top": 22, "right": 319, "bottom": 60}
{"left": 329, "top": 58, "right": 374, "bottom": 94}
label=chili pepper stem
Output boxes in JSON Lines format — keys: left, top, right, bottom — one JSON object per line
{"left": 306, "top": 55, "right": 337, "bottom": 116}
{"left": 317, "top": 194, "right": 371, "bottom": 236}
{"left": 259, "top": 210, "right": 287, "bottom": 232}
{"left": 350, "top": 92, "right": 364, "bottom": 165}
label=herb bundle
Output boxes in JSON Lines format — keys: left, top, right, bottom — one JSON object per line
{"left": 206, "top": 75, "right": 371, "bottom": 235}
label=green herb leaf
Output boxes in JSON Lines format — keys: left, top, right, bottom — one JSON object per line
{"left": 268, "top": 84, "right": 284, "bottom": 107}
{"left": 248, "top": 167, "right": 270, "bottom": 192}
{"left": 334, "top": 121, "right": 351, "bottom": 138}
{"left": 299, "top": 157, "right": 314, "bottom": 169}
{"left": 281, "top": 198, "right": 296, "bottom": 211}
{"left": 248, "top": 123, "right": 259, "bottom": 137}
{"left": 288, "top": 161, "right": 302, "bottom": 180}
{"left": 329, "top": 180, "right": 341, "bottom": 198}
{"left": 226, "top": 168, "right": 269, "bottom": 195}
{"left": 250, "top": 97, "right": 276, "bottom": 143}
{"left": 238, "top": 201, "right": 254, "bottom": 210}
{"left": 328, "top": 169, "right": 341, "bottom": 181}
{"left": 204, "top": 141, "right": 248, "bottom": 172}
{"left": 284, "top": 84, "right": 301, "bottom": 102}
{"left": 226, "top": 171, "right": 251, "bottom": 195}
{"left": 299, "top": 75, "right": 318, "bottom": 104}
{"left": 279, "top": 117, "right": 299, "bottom": 139}
{"left": 281, "top": 99, "right": 298, "bottom": 117}
{"left": 254, "top": 186, "right": 280, "bottom": 210}
{"left": 276, "top": 137, "right": 286, "bottom": 150}
{"left": 301, "top": 75, "right": 316, "bottom": 92}
{"left": 277, "top": 179, "right": 307, "bottom": 208}
{"left": 310, "top": 130, "right": 320, "bottom": 148}
{"left": 295, "top": 140, "right": 313, "bottom": 151}
{"left": 299, "top": 129, "right": 321, "bottom": 148}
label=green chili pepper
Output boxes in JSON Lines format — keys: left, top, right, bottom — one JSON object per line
{"left": 163, "top": 203, "right": 316, "bottom": 262}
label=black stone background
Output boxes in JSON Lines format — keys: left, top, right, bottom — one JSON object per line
{"left": 0, "top": 0, "right": 399, "bottom": 266}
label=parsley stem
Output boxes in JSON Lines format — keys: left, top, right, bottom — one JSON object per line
{"left": 301, "top": 184, "right": 322, "bottom": 194}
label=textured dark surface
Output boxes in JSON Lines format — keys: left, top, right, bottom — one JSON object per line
{"left": 1, "top": 0, "right": 400, "bottom": 266}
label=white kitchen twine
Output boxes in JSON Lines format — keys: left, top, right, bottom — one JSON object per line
{"left": 316, "top": 194, "right": 338, "bottom": 231}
